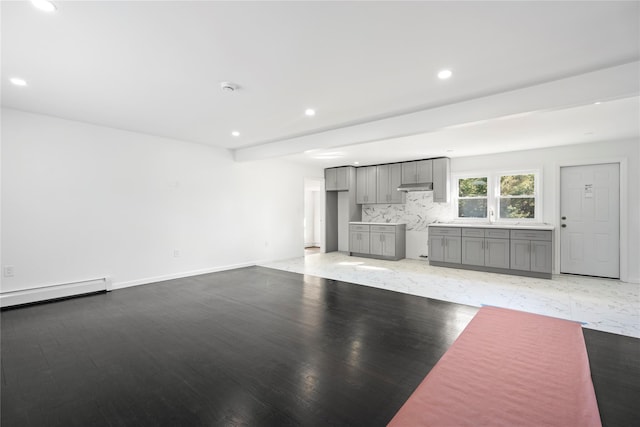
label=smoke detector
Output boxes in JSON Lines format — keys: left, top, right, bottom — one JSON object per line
{"left": 220, "top": 82, "right": 239, "bottom": 92}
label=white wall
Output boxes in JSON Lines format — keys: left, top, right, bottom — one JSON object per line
{"left": 451, "top": 139, "right": 639, "bottom": 282}
{"left": 1, "top": 109, "right": 323, "bottom": 292}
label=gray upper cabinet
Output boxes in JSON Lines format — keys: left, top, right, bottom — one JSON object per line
{"left": 325, "top": 166, "right": 351, "bottom": 191}
{"left": 377, "top": 164, "right": 404, "bottom": 204}
{"left": 356, "top": 166, "right": 377, "bottom": 204}
{"left": 401, "top": 160, "right": 433, "bottom": 184}
{"left": 432, "top": 158, "right": 450, "bottom": 203}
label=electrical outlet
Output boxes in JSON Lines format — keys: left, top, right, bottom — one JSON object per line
{"left": 173, "top": 249, "right": 181, "bottom": 258}
{"left": 3, "top": 265, "right": 15, "bottom": 277}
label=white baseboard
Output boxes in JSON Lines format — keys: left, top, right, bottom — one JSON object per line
{"left": 0, "top": 277, "right": 111, "bottom": 308}
{"left": 111, "top": 261, "right": 258, "bottom": 290}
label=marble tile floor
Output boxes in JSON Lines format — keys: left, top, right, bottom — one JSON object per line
{"left": 260, "top": 252, "right": 640, "bottom": 338}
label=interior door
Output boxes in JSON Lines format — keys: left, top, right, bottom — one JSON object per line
{"left": 560, "top": 163, "right": 619, "bottom": 278}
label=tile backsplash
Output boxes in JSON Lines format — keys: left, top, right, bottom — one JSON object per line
{"left": 362, "top": 191, "right": 453, "bottom": 231}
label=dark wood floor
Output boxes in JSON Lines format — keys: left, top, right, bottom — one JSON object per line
{"left": 1, "top": 267, "right": 638, "bottom": 426}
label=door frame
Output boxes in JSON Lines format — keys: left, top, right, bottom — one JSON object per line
{"left": 556, "top": 157, "right": 627, "bottom": 282}
{"left": 304, "top": 177, "right": 326, "bottom": 253}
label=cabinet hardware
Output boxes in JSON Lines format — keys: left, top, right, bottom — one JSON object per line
{"left": 561, "top": 224, "right": 567, "bottom": 228}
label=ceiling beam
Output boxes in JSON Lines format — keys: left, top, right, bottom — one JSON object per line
{"left": 234, "top": 61, "right": 639, "bottom": 162}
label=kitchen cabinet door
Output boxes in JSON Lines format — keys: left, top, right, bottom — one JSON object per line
{"left": 433, "top": 158, "right": 450, "bottom": 203}
{"left": 377, "top": 164, "right": 404, "bottom": 203}
{"left": 462, "top": 237, "right": 484, "bottom": 266}
{"left": 531, "top": 240, "right": 552, "bottom": 273}
{"left": 325, "top": 167, "right": 350, "bottom": 191}
{"left": 350, "top": 231, "right": 370, "bottom": 254}
{"left": 388, "top": 163, "right": 404, "bottom": 203}
{"left": 325, "top": 168, "right": 337, "bottom": 191}
{"left": 401, "top": 162, "right": 418, "bottom": 184}
{"left": 510, "top": 239, "right": 531, "bottom": 271}
{"left": 444, "top": 236, "right": 462, "bottom": 264}
{"left": 357, "top": 166, "right": 377, "bottom": 204}
{"left": 416, "top": 160, "right": 433, "bottom": 183}
{"left": 335, "top": 167, "right": 349, "bottom": 191}
{"left": 485, "top": 238, "right": 510, "bottom": 269}
{"left": 429, "top": 236, "right": 445, "bottom": 262}
{"left": 401, "top": 160, "right": 432, "bottom": 185}
{"left": 371, "top": 232, "right": 396, "bottom": 257}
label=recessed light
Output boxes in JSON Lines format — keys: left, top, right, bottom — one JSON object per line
{"left": 594, "top": 101, "right": 601, "bottom": 105}
{"left": 305, "top": 108, "right": 316, "bottom": 117}
{"left": 10, "top": 78, "right": 27, "bottom": 87}
{"left": 438, "top": 69, "right": 453, "bottom": 80}
{"left": 31, "top": 0, "right": 57, "bottom": 12}
{"left": 231, "top": 131, "right": 240, "bottom": 137}
{"left": 353, "top": 161, "right": 360, "bottom": 165}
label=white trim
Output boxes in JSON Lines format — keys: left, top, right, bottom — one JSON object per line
{"left": 111, "top": 262, "right": 258, "bottom": 290}
{"left": 0, "top": 277, "right": 110, "bottom": 307}
{"left": 453, "top": 169, "right": 542, "bottom": 223}
{"left": 556, "top": 158, "right": 627, "bottom": 282}
{"left": 495, "top": 169, "right": 542, "bottom": 222}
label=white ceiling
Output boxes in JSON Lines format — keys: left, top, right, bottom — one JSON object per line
{"left": 2, "top": 1, "right": 639, "bottom": 166}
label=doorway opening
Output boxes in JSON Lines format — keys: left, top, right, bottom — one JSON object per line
{"left": 304, "top": 178, "right": 324, "bottom": 256}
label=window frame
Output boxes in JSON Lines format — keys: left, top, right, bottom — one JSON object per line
{"left": 455, "top": 174, "right": 490, "bottom": 221}
{"left": 453, "top": 169, "right": 542, "bottom": 223}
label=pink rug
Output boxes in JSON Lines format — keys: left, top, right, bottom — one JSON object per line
{"left": 388, "top": 306, "right": 601, "bottom": 426}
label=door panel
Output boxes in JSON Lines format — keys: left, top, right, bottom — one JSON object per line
{"left": 429, "top": 236, "right": 444, "bottom": 262}
{"left": 510, "top": 239, "right": 530, "bottom": 271}
{"left": 531, "top": 241, "right": 552, "bottom": 273}
{"left": 485, "top": 239, "right": 510, "bottom": 269}
{"left": 462, "top": 237, "right": 484, "bottom": 266}
{"left": 560, "top": 164, "right": 619, "bottom": 278}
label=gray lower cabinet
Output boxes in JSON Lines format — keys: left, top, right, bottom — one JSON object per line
{"left": 350, "top": 223, "right": 406, "bottom": 260}
{"left": 429, "top": 225, "right": 553, "bottom": 279}
{"left": 461, "top": 228, "right": 510, "bottom": 269}
{"left": 349, "top": 224, "right": 370, "bottom": 254}
{"left": 510, "top": 230, "right": 553, "bottom": 274}
{"left": 429, "top": 227, "right": 461, "bottom": 264}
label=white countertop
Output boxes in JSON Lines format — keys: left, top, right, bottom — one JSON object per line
{"left": 428, "top": 222, "right": 554, "bottom": 230}
{"left": 349, "top": 221, "right": 406, "bottom": 226}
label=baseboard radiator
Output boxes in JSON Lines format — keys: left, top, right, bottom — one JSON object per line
{"left": 0, "top": 277, "right": 111, "bottom": 308}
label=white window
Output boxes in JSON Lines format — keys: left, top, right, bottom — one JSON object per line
{"left": 497, "top": 172, "right": 538, "bottom": 220}
{"left": 454, "top": 170, "right": 541, "bottom": 222}
{"left": 457, "top": 176, "right": 488, "bottom": 219}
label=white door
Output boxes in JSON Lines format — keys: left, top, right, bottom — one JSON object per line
{"left": 560, "top": 163, "right": 619, "bottom": 278}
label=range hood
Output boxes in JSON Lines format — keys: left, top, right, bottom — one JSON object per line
{"left": 397, "top": 182, "right": 433, "bottom": 192}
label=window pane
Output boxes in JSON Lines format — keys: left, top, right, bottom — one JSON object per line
{"left": 500, "top": 174, "right": 534, "bottom": 196}
{"left": 500, "top": 198, "right": 535, "bottom": 218}
{"left": 459, "top": 199, "right": 487, "bottom": 218}
{"left": 458, "top": 177, "right": 487, "bottom": 197}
